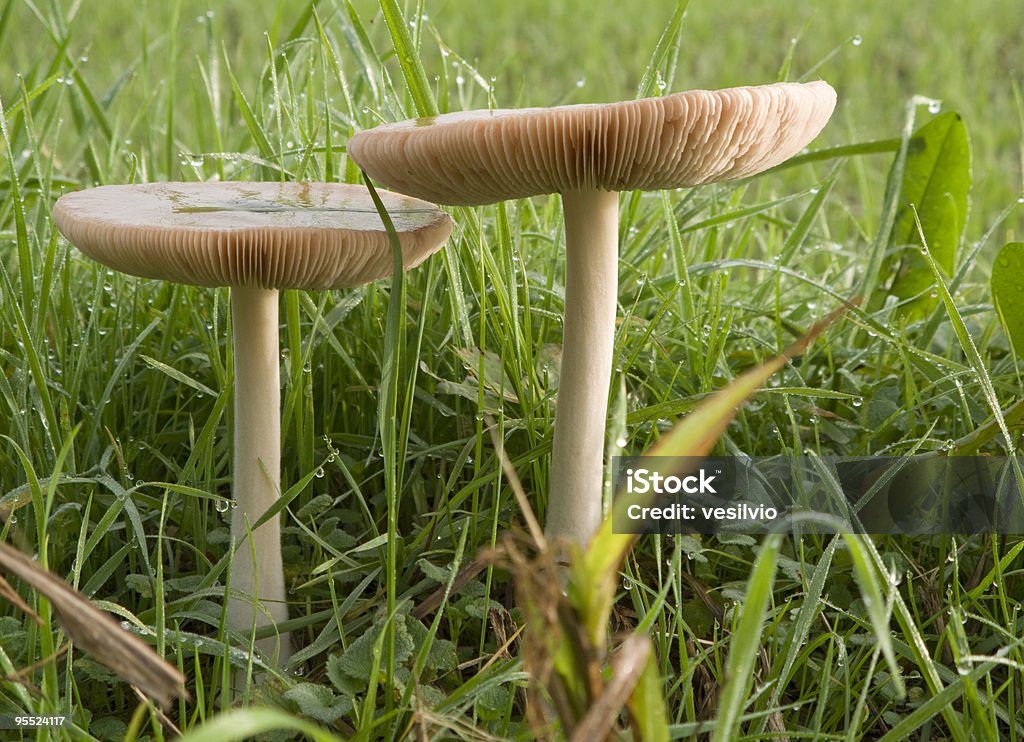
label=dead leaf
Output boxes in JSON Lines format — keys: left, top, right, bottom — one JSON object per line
{"left": 0, "top": 541, "right": 188, "bottom": 708}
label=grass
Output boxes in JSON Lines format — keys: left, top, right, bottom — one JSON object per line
{"left": 0, "top": 0, "right": 1023, "bottom": 739}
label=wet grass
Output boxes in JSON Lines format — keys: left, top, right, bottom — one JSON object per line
{"left": 0, "top": 0, "right": 1023, "bottom": 739}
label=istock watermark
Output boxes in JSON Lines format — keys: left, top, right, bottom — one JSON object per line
{"left": 611, "top": 456, "right": 1024, "bottom": 535}
{"left": 624, "top": 467, "right": 720, "bottom": 495}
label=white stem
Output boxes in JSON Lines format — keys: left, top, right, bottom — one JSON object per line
{"left": 547, "top": 189, "right": 620, "bottom": 545}
{"left": 227, "top": 286, "right": 292, "bottom": 666}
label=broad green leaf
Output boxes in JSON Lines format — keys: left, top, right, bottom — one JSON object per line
{"left": 337, "top": 613, "right": 415, "bottom": 683}
{"left": 283, "top": 683, "right": 353, "bottom": 723}
{"left": 991, "top": 242, "right": 1024, "bottom": 354}
{"left": 886, "top": 112, "right": 971, "bottom": 315}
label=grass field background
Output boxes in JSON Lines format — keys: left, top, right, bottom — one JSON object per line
{"left": 1, "top": 0, "right": 1023, "bottom": 739}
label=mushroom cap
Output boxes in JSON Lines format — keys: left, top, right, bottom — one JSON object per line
{"left": 348, "top": 81, "right": 837, "bottom": 206}
{"left": 53, "top": 182, "right": 453, "bottom": 289}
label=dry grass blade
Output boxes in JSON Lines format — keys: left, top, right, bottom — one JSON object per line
{"left": 0, "top": 573, "right": 41, "bottom": 625}
{"left": 0, "top": 541, "right": 188, "bottom": 708}
{"left": 569, "top": 633, "right": 651, "bottom": 742}
{"left": 483, "top": 532, "right": 568, "bottom": 735}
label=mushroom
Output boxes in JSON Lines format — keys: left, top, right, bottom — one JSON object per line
{"left": 53, "top": 181, "right": 453, "bottom": 665}
{"left": 348, "top": 82, "right": 836, "bottom": 545}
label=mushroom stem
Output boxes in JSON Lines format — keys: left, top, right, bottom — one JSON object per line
{"left": 228, "top": 285, "right": 292, "bottom": 665}
{"left": 547, "top": 189, "right": 620, "bottom": 544}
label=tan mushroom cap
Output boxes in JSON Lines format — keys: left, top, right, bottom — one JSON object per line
{"left": 348, "top": 81, "right": 837, "bottom": 206}
{"left": 53, "top": 182, "right": 453, "bottom": 289}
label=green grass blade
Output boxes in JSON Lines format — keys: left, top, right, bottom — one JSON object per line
{"left": 842, "top": 533, "right": 905, "bottom": 698}
{"left": 377, "top": 0, "right": 437, "bottom": 117}
{"left": 711, "top": 533, "right": 782, "bottom": 742}
{"left": 175, "top": 708, "right": 346, "bottom": 742}
{"left": 636, "top": 0, "right": 689, "bottom": 99}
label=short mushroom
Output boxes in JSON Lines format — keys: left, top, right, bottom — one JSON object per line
{"left": 53, "top": 181, "right": 453, "bottom": 665}
{"left": 348, "top": 82, "right": 836, "bottom": 545}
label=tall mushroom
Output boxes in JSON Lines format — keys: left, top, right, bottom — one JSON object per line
{"left": 53, "top": 181, "right": 453, "bottom": 665}
{"left": 348, "top": 82, "right": 836, "bottom": 545}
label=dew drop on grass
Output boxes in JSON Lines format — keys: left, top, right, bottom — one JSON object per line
{"left": 852, "top": 396, "right": 863, "bottom": 408}
{"left": 121, "top": 621, "right": 131, "bottom": 630}
{"left": 576, "top": 77, "right": 585, "bottom": 88}
{"left": 622, "top": 577, "right": 633, "bottom": 591}
{"left": 928, "top": 100, "right": 942, "bottom": 114}
{"left": 851, "top": 34, "right": 862, "bottom": 46}
{"left": 8, "top": 515, "right": 15, "bottom": 525}
{"left": 615, "top": 437, "right": 627, "bottom": 448}
{"left": 215, "top": 499, "right": 230, "bottom": 513}
{"left": 315, "top": 467, "right": 325, "bottom": 478}
{"left": 230, "top": 501, "right": 238, "bottom": 510}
